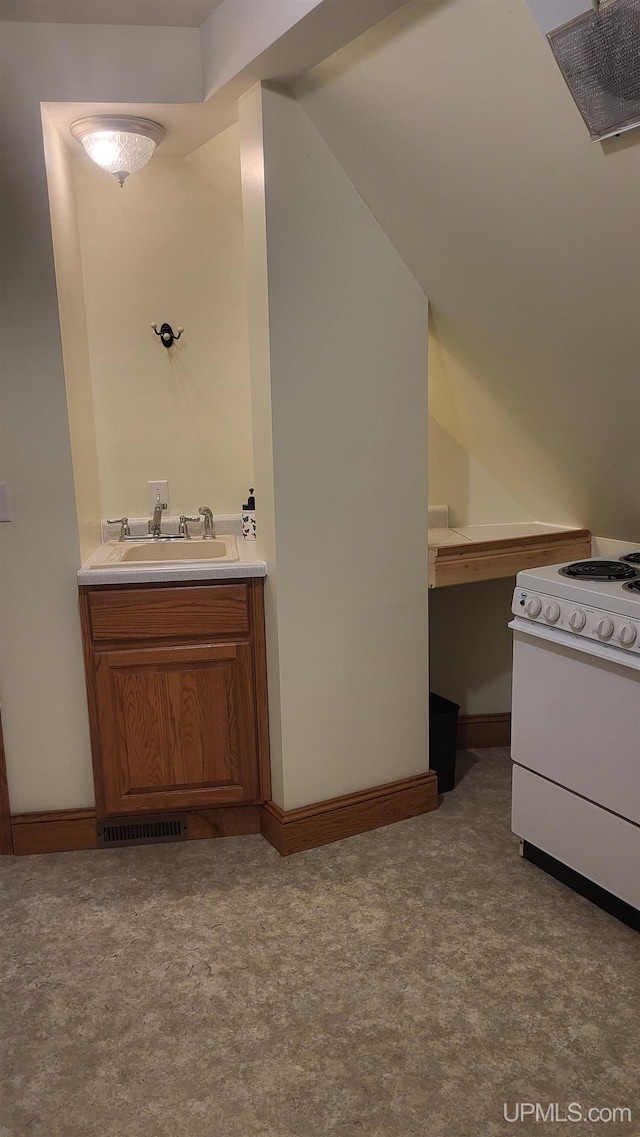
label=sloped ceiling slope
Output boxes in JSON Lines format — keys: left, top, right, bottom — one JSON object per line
{"left": 293, "top": 0, "right": 640, "bottom": 540}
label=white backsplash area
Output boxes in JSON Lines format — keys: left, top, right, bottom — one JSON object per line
{"left": 591, "top": 535, "right": 640, "bottom": 557}
{"left": 428, "top": 505, "right": 450, "bottom": 529}
{"left": 101, "top": 514, "right": 244, "bottom": 542}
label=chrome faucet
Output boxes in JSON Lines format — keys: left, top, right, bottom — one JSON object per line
{"left": 149, "top": 498, "right": 168, "bottom": 538}
{"left": 107, "top": 516, "right": 130, "bottom": 542}
{"left": 179, "top": 515, "right": 200, "bottom": 538}
{"left": 199, "top": 506, "right": 215, "bottom": 539}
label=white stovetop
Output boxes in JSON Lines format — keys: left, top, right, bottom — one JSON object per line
{"left": 517, "top": 557, "right": 640, "bottom": 619}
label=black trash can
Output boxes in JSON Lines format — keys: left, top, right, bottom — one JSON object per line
{"left": 429, "top": 692, "right": 460, "bottom": 793}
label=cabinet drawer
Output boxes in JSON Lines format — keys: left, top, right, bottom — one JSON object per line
{"left": 87, "top": 584, "right": 249, "bottom": 643}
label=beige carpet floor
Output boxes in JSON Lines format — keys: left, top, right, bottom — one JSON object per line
{"left": 1, "top": 749, "right": 638, "bottom": 1137}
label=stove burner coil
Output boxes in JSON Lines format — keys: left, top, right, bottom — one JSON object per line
{"left": 624, "top": 579, "right": 640, "bottom": 594}
{"left": 619, "top": 551, "right": 640, "bottom": 565}
{"left": 560, "top": 559, "right": 638, "bottom": 582}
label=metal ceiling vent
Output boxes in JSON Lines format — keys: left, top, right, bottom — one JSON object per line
{"left": 547, "top": 0, "right": 640, "bottom": 141}
{"left": 97, "top": 814, "right": 188, "bottom": 848}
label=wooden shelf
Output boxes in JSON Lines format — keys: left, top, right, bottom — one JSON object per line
{"left": 428, "top": 524, "right": 591, "bottom": 589}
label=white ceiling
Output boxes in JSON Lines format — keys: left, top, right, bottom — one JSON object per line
{"left": 0, "top": 0, "right": 222, "bottom": 27}
{"left": 24, "top": 0, "right": 413, "bottom": 160}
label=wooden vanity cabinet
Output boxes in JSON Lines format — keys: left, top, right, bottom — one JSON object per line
{"left": 79, "top": 579, "right": 270, "bottom": 817}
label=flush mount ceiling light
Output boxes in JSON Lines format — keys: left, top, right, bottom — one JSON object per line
{"left": 69, "top": 115, "right": 165, "bottom": 187}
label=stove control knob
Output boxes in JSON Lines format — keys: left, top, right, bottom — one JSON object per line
{"left": 543, "top": 601, "right": 560, "bottom": 624}
{"left": 525, "top": 596, "right": 542, "bottom": 617}
{"left": 569, "top": 608, "right": 586, "bottom": 631}
{"left": 618, "top": 623, "right": 637, "bottom": 646}
{"left": 595, "top": 616, "right": 614, "bottom": 641}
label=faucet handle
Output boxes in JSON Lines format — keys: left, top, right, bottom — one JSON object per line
{"left": 198, "top": 506, "right": 215, "bottom": 538}
{"left": 179, "top": 515, "right": 200, "bottom": 538}
{"left": 148, "top": 498, "right": 168, "bottom": 536}
{"left": 106, "top": 517, "right": 130, "bottom": 542}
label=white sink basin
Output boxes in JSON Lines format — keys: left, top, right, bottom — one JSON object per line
{"left": 91, "top": 535, "right": 239, "bottom": 568}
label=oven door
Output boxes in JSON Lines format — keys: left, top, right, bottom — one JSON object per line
{"left": 510, "top": 620, "right": 640, "bottom": 825}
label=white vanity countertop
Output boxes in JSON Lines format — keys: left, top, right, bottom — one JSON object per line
{"left": 78, "top": 542, "right": 266, "bottom": 585}
{"left": 78, "top": 514, "right": 266, "bottom": 585}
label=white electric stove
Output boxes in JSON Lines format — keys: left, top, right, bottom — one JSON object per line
{"left": 509, "top": 555, "right": 640, "bottom": 929}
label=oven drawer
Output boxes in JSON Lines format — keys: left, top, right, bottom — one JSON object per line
{"left": 512, "top": 765, "right": 640, "bottom": 910}
{"left": 511, "top": 629, "right": 640, "bottom": 824}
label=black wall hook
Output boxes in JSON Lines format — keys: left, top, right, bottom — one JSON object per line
{"left": 151, "top": 322, "right": 183, "bottom": 348}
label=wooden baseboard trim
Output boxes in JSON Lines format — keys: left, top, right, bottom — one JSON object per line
{"left": 457, "top": 712, "right": 511, "bottom": 750}
{"left": 10, "top": 804, "right": 261, "bottom": 855}
{"left": 12, "top": 768, "right": 444, "bottom": 858}
{"left": 11, "top": 809, "right": 98, "bottom": 855}
{"left": 0, "top": 712, "right": 13, "bottom": 855}
{"left": 260, "top": 772, "right": 439, "bottom": 857}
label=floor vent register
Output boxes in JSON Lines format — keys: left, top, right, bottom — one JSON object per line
{"left": 97, "top": 814, "right": 188, "bottom": 848}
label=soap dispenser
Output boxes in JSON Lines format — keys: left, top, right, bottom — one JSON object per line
{"left": 242, "top": 488, "right": 256, "bottom": 541}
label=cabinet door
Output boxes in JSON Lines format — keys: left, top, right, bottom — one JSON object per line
{"left": 94, "top": 641, "right": 260, "bottom": 815}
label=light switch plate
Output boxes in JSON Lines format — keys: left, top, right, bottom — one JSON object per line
{"left": 147, "top": 480, "right": 169, "bottom": 514}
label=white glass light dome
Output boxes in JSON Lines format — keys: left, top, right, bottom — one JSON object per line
{"left": 70, "top": 116, "right": 165, "bottom": 187}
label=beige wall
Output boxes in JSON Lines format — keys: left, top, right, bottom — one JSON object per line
{"left": 294, "top": 0, "right": 640, "bottom": 543}
{"left": 6, "top": 0, "right": 634, "bottom": 812}
{"left": 241, "top": 84, "right": 429, "bottom": 810}
{"left": 2, "top": 16, "right": 431, "bottom": 814}
{"left": 429, "top": 578, "right": 515, "bottom": 716}
{"left": 41, "top": 108, "right": 102, "bottom": 564}
{"left": 292, "top": 0, "right": 640, "bottom": 716}
{"left": 66, "top": 126, "right": 253, "bottom": 522}
{"left": 428, "top": 312, "right": 534, "bottom": 528}
{"left": 429, "top": 417, "right": 534, "bottom": 528}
